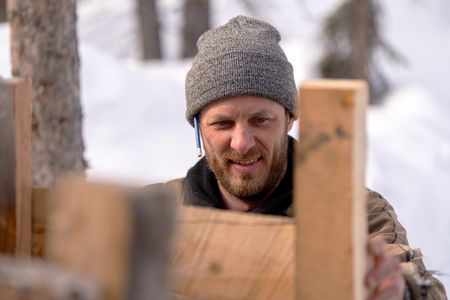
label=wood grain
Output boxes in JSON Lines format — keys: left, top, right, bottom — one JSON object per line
{"left": 31, "top": 187, "right": 52, "bottom": 258}
{"left": 46, "top": 179, "right": 175, "bottom": 300}
{"left": 295, "top": 79, "right": 368, "bottom": 300}
{"left": 0, "top": 78, "right": 32, "bottom": 256}
{"left": 172, "top": 206, "right": 295, "bottom": 300}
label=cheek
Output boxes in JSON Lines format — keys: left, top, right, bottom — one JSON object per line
{"left": 257, "top": 130, "right": 286, "bottom": 158}
{"left": 256, "top": 131, "right": 279, "bottom": 151}
{"left": 203, "top": 134, "right": 229, "bottom": 155}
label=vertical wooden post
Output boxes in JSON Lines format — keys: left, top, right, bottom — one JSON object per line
{"left": 295, "top": 80, "right": 368, "bottom": 300}
{"left": 0, "top": 78, "right": 32, "bottom": 256}
{"left": 46, "top": 179, "right": 175, "bottom": 300}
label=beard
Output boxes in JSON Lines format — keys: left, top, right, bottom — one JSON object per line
{"left": 205, "top": 134, "right": 289, "bottom": 201}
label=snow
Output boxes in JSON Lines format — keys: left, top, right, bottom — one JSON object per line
{"left": 80, "top": 44, "right": 196, "bottom": 184}
{"left": 1, "top": 0, "right": 449, "bottom": 292}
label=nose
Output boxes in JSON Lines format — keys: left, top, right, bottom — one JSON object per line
{"left": 230, "top": 124, "right": 255, "bottom": 155}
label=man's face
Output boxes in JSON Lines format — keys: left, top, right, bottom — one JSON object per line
{"left": 199, "top": 96, "right": 294, "bottom": 200}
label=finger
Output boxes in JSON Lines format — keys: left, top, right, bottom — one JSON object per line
{"left": 366, "top": 255, "right": 401, "bottom": 288}
{"left": 370, "top": 276, "right": 405, "bottom": 300}
{"left": 368, "top": 236, "right": 386, "bottom": 258}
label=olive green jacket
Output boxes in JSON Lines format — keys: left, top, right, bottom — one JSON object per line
{"left": 159, "top": 178, "right": 447, "bottom": 300}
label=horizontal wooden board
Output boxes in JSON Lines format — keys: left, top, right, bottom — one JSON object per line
{"left": 172, "top": 206, "right": 295, "bottom": 300}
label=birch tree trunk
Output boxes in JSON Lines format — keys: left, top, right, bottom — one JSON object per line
{"left": 182, "top": 0, "right": 210, "bottom": 58}
{"left": 8, "top": 0, "right": 86, "bottom": 187}
{"left": 136, "top": 0, "right": 161, "bottom": 60}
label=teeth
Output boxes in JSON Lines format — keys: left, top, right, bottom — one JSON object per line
{"left": 236, "top": 158, "right": 258, "bottom": 165}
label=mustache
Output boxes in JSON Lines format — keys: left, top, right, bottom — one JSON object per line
{"left": 222, "top": 147, "right": 263, "bottom": 162}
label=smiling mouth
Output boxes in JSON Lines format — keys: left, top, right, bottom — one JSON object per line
{"left": 229, "top": 157, "right": 262, "bottom": 166}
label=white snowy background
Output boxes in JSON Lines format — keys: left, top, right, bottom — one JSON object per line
{"left": 1, "top": 0, "right": 449, "bottom": 293}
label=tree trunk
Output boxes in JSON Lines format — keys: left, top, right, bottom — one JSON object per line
{"left": 8, "top": 0, "right": 86, "bottom": 187}
{"left": 351, "top": 0, "right": 370, "bottom": 80}
{"left": 136, "top": 0, "right": 161, "bottom": 60}
{"left": 0, "top": 0, "right": 6, "bottom": 22}
{"left": 182, "top": 0, "right": 210, "bottom": 58}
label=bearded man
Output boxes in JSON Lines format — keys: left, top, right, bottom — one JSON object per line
{"left": 162, "top": 16, "right": 446, "bottom": 300}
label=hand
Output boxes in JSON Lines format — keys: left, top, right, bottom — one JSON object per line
{"left": 366, "top": 237, "right": 406, "bottom": 300}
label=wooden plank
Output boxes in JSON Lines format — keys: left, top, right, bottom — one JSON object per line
{"left": 0, "top": 77, "right": 32, "bottom": 256}
{"left": 172, "top": 206, "right": 295, "bottom": 300}
{"left": 31, "top": 187, "right": 52, "bottom": 257}
{"left": 295, "top": 79, "right": 368, "bottom": 300}
{"left": 0, "top": 255, "right": 102, "bottom": 300}
{"left": 46, "top": 179, "right": 175, "bottom": 300}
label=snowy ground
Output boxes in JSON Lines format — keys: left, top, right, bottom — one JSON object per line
{"left": 1, "top": 0, "right": 449, "bottom": 293}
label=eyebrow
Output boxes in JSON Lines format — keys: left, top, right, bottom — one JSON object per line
{"left": 204, "top": 115, "right": 231, "bottom": 125}
{"left": 250, "top": 109, "right": 275, "bottom": 118}
{"left": 208, "top": 109, "right": 275, "bottom": 121}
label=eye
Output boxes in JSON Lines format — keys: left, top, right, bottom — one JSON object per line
{"left": 212, "top": 120, "right": 234, "bottom": 129}
{"left": 253, "top": 117, "right": 269, "bottom": 124}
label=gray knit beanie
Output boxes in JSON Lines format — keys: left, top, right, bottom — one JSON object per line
{"left": 185, "top": 15, "right": 297, "bottom": 126}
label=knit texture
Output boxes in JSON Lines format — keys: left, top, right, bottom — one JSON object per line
{"left": 185, "top": 15, "right": 297, "bottom": 126}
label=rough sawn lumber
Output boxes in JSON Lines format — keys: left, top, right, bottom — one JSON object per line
{"left": 295, "top": 79, "right": 369, "bottom": 300}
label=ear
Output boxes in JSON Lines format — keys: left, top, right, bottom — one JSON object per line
{"left": 286, "top": 112, "right": 295, "bottom": 131}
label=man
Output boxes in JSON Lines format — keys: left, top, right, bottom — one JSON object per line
{"left": 165, "top": 16, "right": 446, "bottom": 299}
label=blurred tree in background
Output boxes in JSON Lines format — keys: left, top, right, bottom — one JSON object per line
{"left": 8, "top": 0, "right": 86, "bottom": 187}
{"left": 137, "top": 0, "right": 162, "bottom": 60}
{"left": 318, "top": 0, "right": 405, "bottom": 104}
{"left": 182, "top": 0, "right": 210, "bottom": 58}
{"left": 0, "top": 0, "right": 6, "bottom": 22}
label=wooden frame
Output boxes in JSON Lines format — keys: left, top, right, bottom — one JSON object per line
{"left": 2, "top": 79, "right": 369, "bottom": 299}
{"left": 172, "top": 79, "right": 369, "bottom": 299}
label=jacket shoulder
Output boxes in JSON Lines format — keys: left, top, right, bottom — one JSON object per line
{"left": 366, "top": 188, "right": 447, "bottom": 299}
{"left": 366, "top": 187, "right": 408, "bottom": 245}
{"left": 144, "top": 178, "right": 186, "bottom": 206}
